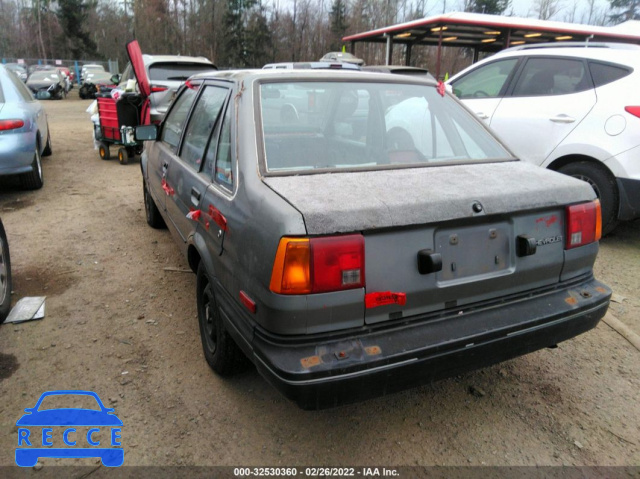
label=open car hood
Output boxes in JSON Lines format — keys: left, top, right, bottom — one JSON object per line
{"left": 126, "top": 40, "right": 150, "bottom": 97}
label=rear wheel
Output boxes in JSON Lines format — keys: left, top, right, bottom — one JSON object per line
{"left": 21, "top": 146, "right": 43, "bottom": 190}
{"left": 196, "top": 262, "right": 247, "bottom": 375}
{"left": 98, "top": 143, "right": 110, "bottom": 160}
{"left": 559, "top": 162, "right": 618, "bottom": 235}
{"left": 143, "top": 180, "right": 166, "bottom": 229}
{"left": 0, "top": 221, "right": 12, "bottom": 323}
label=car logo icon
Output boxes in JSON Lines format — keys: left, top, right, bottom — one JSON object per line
{"left": 15, "top": 390, "right": 123, "bottom": 467}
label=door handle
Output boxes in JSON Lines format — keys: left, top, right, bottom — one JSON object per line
{"left": 549, "top": 115, "right": 575, "bottom": 124}
{"left": 476, "top": 112, "right": 489, "bottom": 120}
{"left": 191, "top": 187, "right": 201, "bottom": 201}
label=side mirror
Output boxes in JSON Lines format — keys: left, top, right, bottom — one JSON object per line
{"left": 135, "top": 124, "right": 158, "bottom": 141}
{"left": 110, "top": 74, "right": 121, "bottom": 84}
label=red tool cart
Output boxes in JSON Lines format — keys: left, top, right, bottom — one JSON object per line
{"left": 95, "top": 41, "right": 151, "bottom": 165}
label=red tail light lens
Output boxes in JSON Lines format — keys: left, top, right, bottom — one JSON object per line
{"left": 270, "top": 235, "right": 365, "bottom": 294}
{"left": 565, "top": 200, "right": 602, "bottom": 249}
{"left": 625, "top": 106, "right": 640, "bottom": 118}
{"left": 150, "top": 85, "right": 169, "bottom": 93}
{"left": 0, "top": 119, "right": 25, "bottom": 131}
{"left": 311, "top": 235, "right": 365, "bottom": 293}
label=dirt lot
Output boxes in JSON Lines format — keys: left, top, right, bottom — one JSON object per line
{"left": 0, "top": 93, "right": 639, "bottom": 470}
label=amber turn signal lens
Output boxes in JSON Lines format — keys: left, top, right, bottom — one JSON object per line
{"left": 270, "top": 238, "right": 311, "bottom": 294}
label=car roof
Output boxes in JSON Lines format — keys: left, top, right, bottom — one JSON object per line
{"left": 141, "top": 54, "right": 214, "bottom": 66}
{"left": 189, "top": 68, "right": 439, "bottom": 85}
{"left": 263, "top": 61, "right": 360, "bottom": 70}
{"left": 490, "top": 42, "right": 640, "bottom": 66}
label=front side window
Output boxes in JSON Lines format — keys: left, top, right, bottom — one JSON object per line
{"left": 160, "top": 86, "right": 198, "bottom": 153}
{"left": 180, "top": 86, "right": 228, "bottom": 170}
{"left": 512, "top": 58, "right": 591, "bottom": 96}
{"left": 452, "top": 58, "right": 518, "bottom": 99}
{"left": 260, "top": 81, "right": 511, "bottom": 174}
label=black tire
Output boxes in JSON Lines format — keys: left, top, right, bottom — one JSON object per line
{"left": 118, "top": 147, "right": 129, "bottom": 165}
{"left": 196, "top": 262, "right": 247, "bottom": 376}
{"left": 21, "top": 146, "right": 43, "bottom": 190}
{"left": 42, "top": 127, "right": 52, "bottom": 157}
{"left": 559, "top": 162, "right": 618, "bottom": 235}
{"left": 98, "top": 143, "right": 110, "bottom": 160}
{"left": 0, "top": 221, "right": 11, "bottom": 323}
{"left": 143, "top": 180, "right": 166, "bottom": 229}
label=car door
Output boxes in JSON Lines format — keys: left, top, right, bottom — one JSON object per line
{"left": 149, "top": 84, "right": 199, "bottom": 217}
{"left": 196, "top": 99, "right": 238, "bottom": 294}
{"left": 449, "top": 57, "right": 520, "bottom": 123}
{"left": 164, "top": 84, "right": 231, "bottom": 243}
{"left": 489, "top": 56, "right": 597, "bottom": 165}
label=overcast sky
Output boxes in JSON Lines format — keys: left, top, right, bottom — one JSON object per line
{"left": 435, "top": 0, "right": 612, "bottom": 24}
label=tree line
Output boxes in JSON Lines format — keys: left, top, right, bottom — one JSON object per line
{"left": 0, "top": 0, "right": 637, "bottom": 71}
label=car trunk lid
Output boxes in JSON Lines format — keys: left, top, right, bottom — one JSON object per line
{"left": 263, "top": 161, "right": 596, "bottom": 324}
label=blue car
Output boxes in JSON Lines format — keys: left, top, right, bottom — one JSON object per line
{"left": 0, "top": 64, "right": 51, "bottom": 190}
{"left": 16, "top": 390, "right": 123, "bottom": 467}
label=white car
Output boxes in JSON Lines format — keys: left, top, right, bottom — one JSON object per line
{"left": 448, "top": 43, "right": 640, "bottom": 234}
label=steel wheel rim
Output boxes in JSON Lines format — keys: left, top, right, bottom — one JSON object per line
{"left": 201, "top": 283, "right": 218, "bottom": 354}
{"left": 0, "top": 235, "right": 7, "bottom": 301}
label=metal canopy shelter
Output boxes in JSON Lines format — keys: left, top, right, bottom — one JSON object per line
{"left": 343, "top": 12, "right": 640, "bottom": 78}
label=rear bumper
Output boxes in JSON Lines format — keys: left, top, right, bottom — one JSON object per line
{"left": 252, "top": 276, "right": 610, "bottom": 410}
{"left": 0, "top": 131, "right": 36, "bottom": 176}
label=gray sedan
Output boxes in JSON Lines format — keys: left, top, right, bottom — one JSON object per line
{"left": 137, "top": 70, "right": 611, "bottom": 409}
{"left": 0, "top": 65, "right": 51, "bottom": 189}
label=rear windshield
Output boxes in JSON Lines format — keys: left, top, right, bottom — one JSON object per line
{"left": 149, "top": 63, "right": 215, "bottom": 82}
{"left": 260, "top": 81, "right": 511, "bottom": 173}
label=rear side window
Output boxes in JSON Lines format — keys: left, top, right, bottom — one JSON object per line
{"left": 160, "top": 86, "right": 198, "bottom": 153}
{"left": 588, "top": 62, "right": 631, "bottom": 88}
{"left": 214, "top": 106, "right": 234, "bottom": 190}
{"left": 149, "top": 63, "right": 215, "bottom": 82}
{"left": 180, "top": 86, "right": 228, "bottom": 171}
{"left": 452, "top": 58, "right": 518, "bottom": 99}
{"left": 512, "top": 58, "right": 591, "bottom": 96}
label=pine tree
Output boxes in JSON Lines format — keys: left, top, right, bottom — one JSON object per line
{"left": 609, "top": 0, "right": 640, "bottom": 23}
{"left": 56, "top": 0, "right": 99, "bottom": 58}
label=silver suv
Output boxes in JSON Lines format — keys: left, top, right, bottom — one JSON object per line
{"left": 448, "top": 43, "right": 640, "bottom": 234}
{"left": 119, "top": 54, "right": 216, "bottom": 123}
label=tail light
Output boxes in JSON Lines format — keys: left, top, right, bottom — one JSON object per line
{"left": 565, "top": 200, "right": 601, "bottom": 249}
{"left": 625, "top": 106, "right": 640, "bottom": 118}
{"left": 0, "top": 119, "right": 25, "bottom": 131}
{"left": 150, "top": 84, "right": 169, "bottom": 93}
{"left": 270, "top": 235, "right": 365, "bottom": 294}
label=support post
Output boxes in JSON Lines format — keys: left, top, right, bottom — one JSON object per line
{"left": 435, "top": 27, "right": 444, "bottom": 80}
{"left": 385, "top": 34, "right": 393, "bottom": 65}
{"left": 405, "top": 44, "right": 412, "bottom": 66}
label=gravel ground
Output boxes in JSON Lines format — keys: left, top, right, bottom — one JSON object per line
{"left": 0, "top": 92, "right": 638, "bottom": 471}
